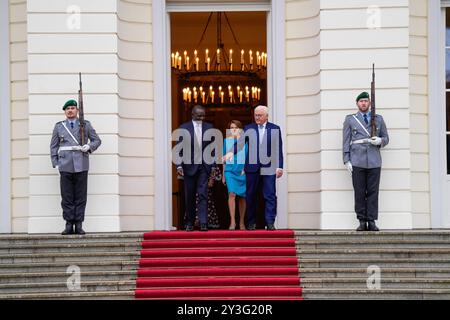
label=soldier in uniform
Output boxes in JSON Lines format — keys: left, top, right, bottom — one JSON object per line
{"left": 343, "top": 92, "right": 389, "bottom": 231}
{"left": 50, "top": 99, "right": 102, "bottom": 235}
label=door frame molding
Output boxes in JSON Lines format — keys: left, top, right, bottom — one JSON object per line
{"left": 428, "top": 1, "right": 448, "bottom": 228}
{"left": 153, "top": 0, "right": 287, "bottom": 230}
{"left": 0, "top": 0, "right": 11, "bottom": 233}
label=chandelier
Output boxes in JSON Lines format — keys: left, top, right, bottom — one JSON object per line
{"left": 171, "top": 12, "right": 267, "bottom": 107}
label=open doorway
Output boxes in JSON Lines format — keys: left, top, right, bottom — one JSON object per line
{"left": 170, "top": 11, "right": 268, "bottom": 230}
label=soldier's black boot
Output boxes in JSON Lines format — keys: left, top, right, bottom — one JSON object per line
{"left": 75, "top": 222, "right": 86, "bottom": 235}
{"left": 356, "top": 220, "right": 367, "bottom": 231}
{"left": 61, "top": 222, "right": 74, "bottom": 235}
{"left": 368, "top": 221, "right": 380, "bottom": 232}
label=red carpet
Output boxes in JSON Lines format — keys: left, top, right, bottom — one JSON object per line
{"left": 135, "top": 230, "right": 302, "bottom": 300}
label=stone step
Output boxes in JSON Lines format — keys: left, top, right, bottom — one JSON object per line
{"left": 295, "top": 248, "right": 450, "bottom": 259}
{"left": 294, "top": 231, "right": 450, "bottom": 241}
{"left": 295, "top": 240, "right": 450, "bottom": 249}
{"left": 0, "top": 280, "right": 136, "bottom": 294}
{"left": 298, "top": 258, "right": 450, "bottom": 268}
{"left": 0, "top": 270, "right": 137, "bottom": 284}
{"left": 301, "top": 288, "right": 450, "bottom": 299}
{"left": 300, "top": 277, "right": 450, "bottom": 289}
{"left": 7, "top": 241, "right": 450, "bottom": 255}
{"left": 0, "top": 233, "right": 143, "bottom": 245}
{"left": 299, "top": 267, "right": 450, "bottom": 278}
{"left": 0, "top": 290, "right": 135, "bottom": 300}
{"left": 0, "top": 242, "right": 142, "bottom": 255}
{"left": 0, "top": 251, "right": 141, "bottom": 264}
{"left": 0, "top": 260, "right": 139, "bottom": 273}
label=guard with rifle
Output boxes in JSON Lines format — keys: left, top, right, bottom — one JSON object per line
{"left": 50, "top": 73, "right": 102, "bottom": 235}
{"left": 342, "top": 65, "right": 389, "bottom": 231}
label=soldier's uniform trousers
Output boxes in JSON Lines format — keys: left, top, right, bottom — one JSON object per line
{"left": 60, "top": 171, "right": 88, "bottom": 223}
{"left": 351, "top": 166, "right": 381, "bottom": 221}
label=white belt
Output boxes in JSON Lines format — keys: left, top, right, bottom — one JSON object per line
{"left": 58, "top": 146, "right": 82, "bottom": 153}
{"left": 350, "top": 138, "right": 370, "bottom": 145}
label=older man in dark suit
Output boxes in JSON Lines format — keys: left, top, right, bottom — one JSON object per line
{"left": 224, "top": 105, "right": 284, "bottom": 231}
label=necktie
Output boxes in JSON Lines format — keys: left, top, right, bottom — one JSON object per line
{"left": 363, "top": 114, "right": 368, "bottom": 125}
{"left": 70, "top": 122, "right": 74, "bottom": 129}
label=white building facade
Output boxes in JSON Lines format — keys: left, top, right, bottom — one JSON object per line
{"left": 0, "top": 0, "right": 448, "bottom": 233}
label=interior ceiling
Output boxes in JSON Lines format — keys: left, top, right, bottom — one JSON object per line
{"left": 171, "top": 12, "right": 267, "bottom": 55}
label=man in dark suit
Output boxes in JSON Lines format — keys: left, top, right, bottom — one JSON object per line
{"left": 224, "top": 105, "right": 284, "bottom": 230}
{"left": 175, "top": 105, "right": 216, "bottom": 231}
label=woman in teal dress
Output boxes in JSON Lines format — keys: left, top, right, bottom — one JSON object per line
{"left": 222, "top": 120, "right": 247, "bottom": 230}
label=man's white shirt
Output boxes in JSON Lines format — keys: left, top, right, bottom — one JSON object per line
{"left": 193, "top": 120, "right": 202, "bottom": 146}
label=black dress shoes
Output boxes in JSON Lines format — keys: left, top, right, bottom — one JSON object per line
{"left": 266, "top": 224, "right": 276, "bottom": 231}
{"left": 200, "top": 224, "right": 208, "bottom": 231}
{"left": 368, "top": 221, "right": 380, "bottom": 231}
{"left": 356, "top": 220, "right": 367, "bottom": 231}
{"left": 74, "top": 222, "right": 86, "bottom": 235}
{"left": 61, "top": 222, "right": 74, "bottom": 235}
{"left": 247, "top": 224, "right": 256, "bottom": 230}
{"left": 185, "top": 224, "right": 194, "bottom": 231}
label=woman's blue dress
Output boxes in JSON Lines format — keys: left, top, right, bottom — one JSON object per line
{"left": 223, "top": 137, "right": 247, "bottom": 198}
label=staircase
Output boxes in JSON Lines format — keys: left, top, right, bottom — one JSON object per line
{"left": 1, "top": 230, "right": 450, "bottom": 299}
{"left": 0, "top": 233, "right": 142, "bottom": 299}
{"left": 296, "top": 230, "right": 450, "bottom": 299}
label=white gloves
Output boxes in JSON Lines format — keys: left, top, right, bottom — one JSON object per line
{"left": 370, "top": 137, "right": 382, "bottom": 146}
{"left": 81, "top": 144, "right": 90, "bottom": 153}
{"left": 55, "top": 165, "right": 59, "bottom": 170}
{"left": 345, "top": 162, "right": 353, "bottom": 174}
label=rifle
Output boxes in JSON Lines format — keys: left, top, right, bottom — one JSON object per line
{"left": 370, "top": 64, "right": 377, "bottom": 137}
{"left": 78, "top": 72, "right": 86, "bottom": 146}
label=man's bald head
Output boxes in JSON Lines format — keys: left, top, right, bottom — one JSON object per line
{"left": 192, "top": 105, "right": 206, "bottom": 122}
